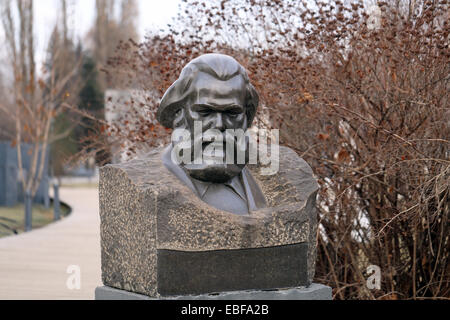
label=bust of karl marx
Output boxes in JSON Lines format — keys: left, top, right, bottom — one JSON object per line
{"left": 157, "top": 54, "right": 267, "bottom": 215}
{"left": 99, "top": 54, "right": 320, "bottom": 296}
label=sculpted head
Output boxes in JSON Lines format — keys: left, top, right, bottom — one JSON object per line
{"left": 157, "top": 54, "right": 259, "bottom": 183}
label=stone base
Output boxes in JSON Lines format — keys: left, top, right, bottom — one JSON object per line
{"left": 95, "top": 283, "right": 332, "bottom": 300}
{"left": 99, "top": 147, "right": 319, "bottom": 297}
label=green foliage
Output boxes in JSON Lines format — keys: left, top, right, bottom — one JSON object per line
{"left": 79, "top": 56, "right": 105, "bottom": 113}
{"left": 76, "top": 54, "right": 110, "bottom": 164}
{"left": 50, "top": 113, "right": 78, "bottom": 176}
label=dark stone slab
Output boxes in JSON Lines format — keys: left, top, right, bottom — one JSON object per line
{"left": 157, "top": 243, "right": 308, "bottom": 296}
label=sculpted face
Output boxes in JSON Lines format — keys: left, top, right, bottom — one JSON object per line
{"left": 185, "top": 72, "right": 248, "bottom": 130}
{"left": 175, "top": 72, "right": 250, "bottom": 183}
{"left": 158, "top": 54, "right": 266, "bottom": 214}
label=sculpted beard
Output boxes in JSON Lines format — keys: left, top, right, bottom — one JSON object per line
{"left": 173, "top": 123, "right": 250, "bottom": 183}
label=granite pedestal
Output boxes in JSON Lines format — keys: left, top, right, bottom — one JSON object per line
{"left": 95, "top": 283, "right": 332, "bottom": 300}
{"left": 99, "top": 146, "right": 320, "bottom": 298}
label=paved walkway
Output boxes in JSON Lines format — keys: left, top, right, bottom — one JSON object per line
{"left": 0, "top": 188, "right": 101, "bottom": 299}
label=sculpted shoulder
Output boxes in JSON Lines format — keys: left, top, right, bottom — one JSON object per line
{"left": 100, "top": 145, "right": 317, "bottom": 212}
{"left": 99, "top": 147, "right": 179, "bottom": 190}
{"left": 248, "top": 146, "right": 318, "bottom": 208}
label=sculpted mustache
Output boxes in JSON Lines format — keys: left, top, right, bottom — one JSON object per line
{"left": 191, "top": 132, "right": 240, "bottom": 147}
{"left": 182, "top": 132, "right": 248, "bottom": 160}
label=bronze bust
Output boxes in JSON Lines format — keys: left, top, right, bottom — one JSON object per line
{"left": 99, "top": 54, "right": 320, "bottom": 296}
{"left": 157, "top": 54, "right": 267, "bottom": 215}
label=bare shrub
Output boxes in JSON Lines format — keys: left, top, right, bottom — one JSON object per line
{"left": 90, "top": 0, "right": 449, "bottom": 299}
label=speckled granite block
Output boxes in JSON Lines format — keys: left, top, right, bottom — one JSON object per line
{"left": 99, "top": 146, "right": 319, "bottom": 297}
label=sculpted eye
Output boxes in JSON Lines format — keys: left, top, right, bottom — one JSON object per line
{"left": 198, "top": 109, "right": 212, "bottom": 116}
{"left": 227, "top": 109, "right": 243, "bottom": 117}
{"left": 174, "top": 109, "right": 182, "bottom": 118}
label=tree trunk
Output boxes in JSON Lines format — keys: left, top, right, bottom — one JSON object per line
{"left": 24, "top": 191, "right": 32, "bottom": 231}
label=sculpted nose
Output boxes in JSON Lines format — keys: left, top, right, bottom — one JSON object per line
{"left": 213, "top": 112, "right": 224, "bottom": 131}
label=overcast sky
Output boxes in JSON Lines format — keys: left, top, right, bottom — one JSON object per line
{"left": 0, "top": 0, "right": 181, "bottom": 67}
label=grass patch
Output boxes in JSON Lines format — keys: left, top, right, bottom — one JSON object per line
{"left": 0, "top": 203, "right": 70, "bottom": 238}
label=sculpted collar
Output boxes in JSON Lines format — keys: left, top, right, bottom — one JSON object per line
{"left": 161, "top": 145, "right": 267, "bottom": 214}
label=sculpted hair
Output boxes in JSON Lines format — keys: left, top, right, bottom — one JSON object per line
{"left": 157, "top": 54, "right": 259, "bottom": 129}
{"left": 172, "top": 108, "right": 187, "bottom": 129}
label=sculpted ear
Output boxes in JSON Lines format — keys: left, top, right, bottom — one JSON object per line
{"left": 245, "top": 83, "right": 259, "bottom": 127}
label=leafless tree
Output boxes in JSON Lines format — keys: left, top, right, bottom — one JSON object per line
{"left": 90, "top": 0, "right": 140, "bottom": 90}
{"left": 0, "top": 0, "right": 81, "bottom": 230}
